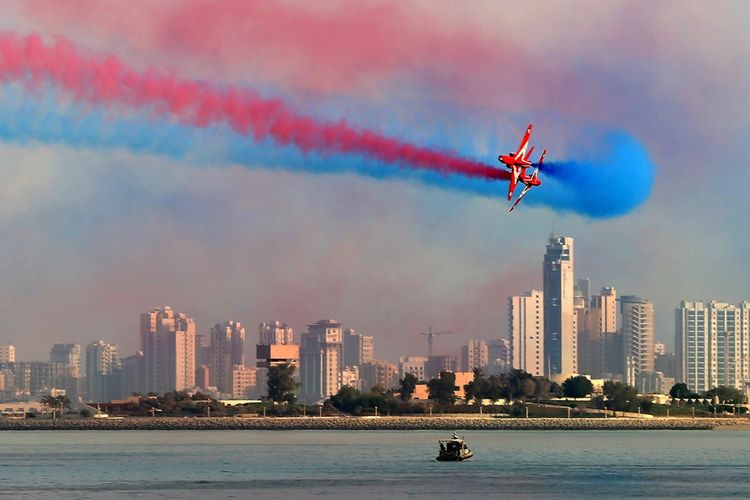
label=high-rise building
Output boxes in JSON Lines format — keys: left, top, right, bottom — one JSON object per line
{"left": 543, "top": 235, "right": 576, "bottom": 376}
{"left": 342, "top": 329, "right": 374, "bottom": 367}
{"left": 510, "top": 290, "right": 544, "bottom": 376}
{"left": 360, "top": 360, "right": 399, "bottom": 392}
{"left": 119, "top": 351, "right": 143, "bottom": 399}
{"left": 209, "top": 321, "right": 246, "bottom": 395}
{"left": 256, "top": 320, "right": 300, "bottom": 399}
{"left": 676, "top": 301, "right": 750, "bottom": 393}
{"left": 299, "top": 319, "right": 343, "bottom": 403}
{"left": 85, "top": 341, "right": 119, "bottom": 402}
{"left": 579, "top": 287, "right": 617, "bottom": 378}
{"left": 576, "top": 278, "right": 591, "bottom": 304}
{"left": 50, "top": 343, "right": 81, "bottom": 377}
{"left": 259, "top": 321, "right": 294, "bottom": 345}
{"left": 461, "top": 340, "right": 489, "bottom": 372}
{"left": 399, "top": 356, "right": 427, "bottom": 381}
{"left": 50, "top": 343, "right": 82, "bottom": 402}
{"left": 0, "top": 344, "right": 16, "bottom": 364}
{"left": 621, "top": 296, "right": 655, "bottom": 386}
{"left": 140, "top": 306, "right": 196, "bottom": 394}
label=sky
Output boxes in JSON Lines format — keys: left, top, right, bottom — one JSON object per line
{"left": 0, "top": 1, "right": 749, "bottom": 361}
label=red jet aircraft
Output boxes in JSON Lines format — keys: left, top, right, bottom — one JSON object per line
{"left": 498, "top": 124, "right": 534, "bottom": 201}
{"left": 509, "top": 149, "right": 546, "bottom": 213}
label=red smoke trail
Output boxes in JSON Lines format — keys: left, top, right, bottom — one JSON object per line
{"left": 0, "top": 32, "right": 508, "bottom": 181}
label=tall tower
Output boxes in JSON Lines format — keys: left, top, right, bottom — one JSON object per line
{"left": 140, "top": 306, "right": 196, "bottom": 394}
{"left": 543, "top": 235, "right": 576, "bottom": 376}
{"left": 342, "top": 329, "right": 374, "bottom": 367}
{"left": 300, "top": 319, "right": 343, "bottom": 403}
{"left": 510, "top": 290, "right": 544, "bottom": 376}
{"left": 209, "top": 321, "right": 246, "bottom": 395}
{"left": 621, "top": 295, "right": 654, "bottom": 386}
{"left": 85, "top": 341, "right": 118, "bottom": 402}
{"left": 579, "top": 287, "right": 617, "bottom": 378}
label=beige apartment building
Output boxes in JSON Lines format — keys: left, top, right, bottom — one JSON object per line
{"left": 140, "top": 306, "right": 196, "bottom": 394}
{"left": 299, "top": 319, "right": 343, "bottom": 403}
{"left": 510, "top": 290, "right": 544, "bottom": 376}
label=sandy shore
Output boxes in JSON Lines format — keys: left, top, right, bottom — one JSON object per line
{"left": 0, "top": 416, "right": 747, "bottom": 431}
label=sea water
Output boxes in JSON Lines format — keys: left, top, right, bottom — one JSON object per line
{"left": 1, "top": 429, "right": 749, "bottom": 498}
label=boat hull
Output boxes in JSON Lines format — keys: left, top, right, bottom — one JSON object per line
{"left": 436, "top": 451, "right": 473, "bottom": 462}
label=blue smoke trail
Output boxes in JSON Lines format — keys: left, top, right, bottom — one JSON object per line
{"left": 0, "top": 85, "right": 654, "bottom": 218}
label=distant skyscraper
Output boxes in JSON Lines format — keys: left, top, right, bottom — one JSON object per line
{"left": 258, "top": 321, "right": 294, "bottom": 345}
{"left": 342, "top": 329, "right": 374, "bottom": 367}
{"left": 119, "top": 351, "right": 143, "bottom": 399}
{"left": 676, "top": 301, "right": 750, "bottom": 393}
{"left": 140, "top": 306, "right": 196, "bottom": 394}
{"left": 300, "top": 319, "right": 343, "bottom": 403}
{"left": 510, "top": 290, "right": 544, "bottom": 377}
{"left": 50, "top": 343, "right": 81, "bottom": 377}
{"left": 621, "top": 295, "right": 655, "bottom": 386}
{"left": 576, "top": 278, "right": 591, "bottom": 304}
{"left": 543, "top": 235, "right": 576, "bottom": 376}
{"left": 579, "top": 287, "right": 617, "bottom": 378}
{"left": 209, "top": 321, "right": 246, "bottom": 395}
{"left": 0, "top": 344, "right": 16, "bottom": 364}
{"left": 85, "top": 341, "right": 118, "bottom": 402}
{"left": 461, "top": 340, "right": 489, "bottom": 372}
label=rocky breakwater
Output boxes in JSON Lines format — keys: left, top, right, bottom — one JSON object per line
{"left": 0, "top": 416, "right": 745, "bottom": 431}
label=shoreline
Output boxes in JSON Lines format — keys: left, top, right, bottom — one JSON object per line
{"left": 0, "top": 416, "right": 747, "bottom": 431}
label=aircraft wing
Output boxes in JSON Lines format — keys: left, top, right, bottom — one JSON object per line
{"left": 509, "top": 184, "right": 533, "bottom": 213}
{"left": 507, "top": 169, "right": 518, "bottom": 201}
{"left": 513, "top": 124, "right": 533, "bottom": 160}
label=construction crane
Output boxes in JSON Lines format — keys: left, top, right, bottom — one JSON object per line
{"left": 420, "top": 327, "right": 454, "bottom": 358}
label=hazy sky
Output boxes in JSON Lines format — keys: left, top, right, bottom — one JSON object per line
{"left": 0, "top": 1, "right": 748, "bottom": 361}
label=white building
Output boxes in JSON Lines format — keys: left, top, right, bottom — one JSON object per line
{"left": 85, "top": 341, "right": 118, "bottom": 401}
{"left": 621, "top": 295, "right": 655, "bottom": 386}
{"left": 676, "top": 301, "right": 750, "bottom": 393}
{"left": 510, "top": 290, "right": 544, "bottom": 376}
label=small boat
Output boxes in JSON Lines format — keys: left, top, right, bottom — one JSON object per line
{"left": 436, "top": 433, "right": 473, "bottom": 461}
